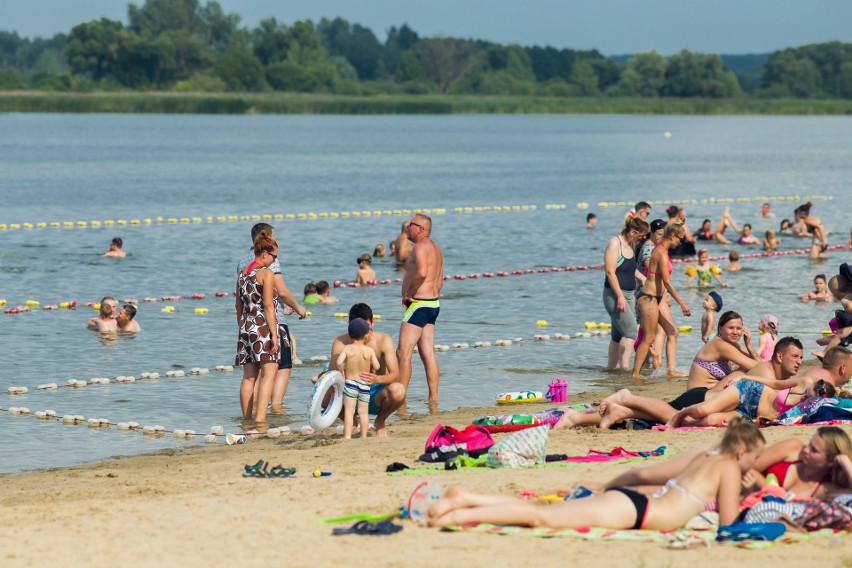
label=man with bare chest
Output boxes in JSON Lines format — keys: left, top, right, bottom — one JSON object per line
{"left": 397, "top": 214, "right": 444, "bottom": 403}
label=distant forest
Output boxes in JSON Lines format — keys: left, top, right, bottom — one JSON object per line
{"left": 2, "top": 0, "right": 851, "bottom": 99}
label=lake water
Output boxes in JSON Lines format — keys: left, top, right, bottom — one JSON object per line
{"left": 0, "top": 113, "right": 850, "bottom": 474}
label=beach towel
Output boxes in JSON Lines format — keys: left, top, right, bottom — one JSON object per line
{"left": 442, "top": 523, "right": 844, "bottom": 549}
{"left": 473, "top": 405, "right": 593, "bottom": 433}
{"left": 765, "top": 397, "right": 852, "bottom": 426}
{"left": 387, "top": 446, "right": 667, "bottom": 475}
{"left": 423, "top": 424, "right": 495, "bottom": 456}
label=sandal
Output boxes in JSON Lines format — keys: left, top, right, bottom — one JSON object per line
{"left": 332, "top": 520, "right": 403, "bottom": 536}
{"left": 243, "top": 460, "right": 269, "bottom": 478}
{"left": 269, "top": 465, "right": 296, "bottom": 477}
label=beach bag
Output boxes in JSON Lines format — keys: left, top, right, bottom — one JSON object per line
{"left": 546, "top": 378, "right": 568, "bottom": 403}
{"left": 486, "top": 425, "right": 549, "bottom": 468}
{"left": 423, "top": 424, "right": 494, "bottom": 455}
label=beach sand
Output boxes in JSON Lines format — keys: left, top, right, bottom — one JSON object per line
{"left": 2, "top": 377, "right": 851, "bottom": 568}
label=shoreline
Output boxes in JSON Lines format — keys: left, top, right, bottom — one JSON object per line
{"left": 3, "top": 91, "right": 852, "bottom": 115}
{"left": 3, "top": 368, "right": 850, "bottom": 567}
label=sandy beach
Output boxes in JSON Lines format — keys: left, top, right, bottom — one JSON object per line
{"left": 2, "top": 375, "right": 851, "bottom": 568}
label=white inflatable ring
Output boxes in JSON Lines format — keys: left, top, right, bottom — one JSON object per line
{"left": 308, "top": 370, "right": 345, "bottom": 431}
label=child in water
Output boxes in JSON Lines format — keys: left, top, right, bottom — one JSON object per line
{"left": 801, "top": 274, "right": 833, "bottom": 303}
{"left": 303, "top": 282, "right": 320, "bottom": 305}
{"left": 356, "top": 254, "right": 376, "bottom": 286}
{"left": 684, "top": 249, "right": 728, "bottom": 288}
{"left": 757, "top": 314, "right": 779, "bottom": 362}
{"left": 701, "top": 291, "right": 723, "bottom": 343}
{"left": 315, "top": 280, "right": 339, "bottom": 304}
{"left": 337, "top": 318, "right": 379, "bottom": 439}
{"left": 762, "top": 229, "right": 780, "bottom": 252}
{"left": 725, "top": 250, "right": 742, "bottom": 272}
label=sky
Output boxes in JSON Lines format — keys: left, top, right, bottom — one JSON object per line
{"left": 3, "top": 0, "right": 852, "bottom": 55}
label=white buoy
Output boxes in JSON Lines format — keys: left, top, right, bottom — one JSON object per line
{"left": 210, "top": 426, "right": 224, "bottom": 435}
{"left": 203, "top": 434, "right": 218, "bottom": 443}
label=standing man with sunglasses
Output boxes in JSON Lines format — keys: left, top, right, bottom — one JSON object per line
{"left": 238, "top": 223, "right": 306, "bottom": 411}
{"left": 397, "top": 214, "right": 444, "bottom": 406}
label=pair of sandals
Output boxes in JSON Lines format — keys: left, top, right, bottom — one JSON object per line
{"left": 332, "top": 520, "right": 403, "bottom": 536}
{"left": 243, "top": 459, "right": 295, "bottom": 478}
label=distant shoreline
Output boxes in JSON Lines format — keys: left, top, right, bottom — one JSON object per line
{"left": 3, "top": 91, "right": 852, "bottom": 115}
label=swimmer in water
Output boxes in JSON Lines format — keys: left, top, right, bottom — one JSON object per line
{"left": 315, "top": 280, "right": 339, "bottom": 304}
{"left": 802, "top": 274, "right": 833, "bottom": 303}
{"left": 87, "top": 296, "right": 118, "bottom": 332}
{"left": 726, "top": 250, "right": 742, "bottom": 272}
{"left": 763, "top": 229, "right": 780, "bottom": 252}
{"left": 586, "top": 213, "right": 597, "bottom": 229}
{"left": 303, "top": 282, "right": 320, "bottom": 304}
{"left": 373, "top": 243, "right": 386, "bottom": 258}
{"left": 104, "top": 238, "right": 126, "bottom": 258}
{"left": 356, "top": 254, "right": 376, "bottom": 286}
{"left": 737, "top": 224, "right": 760, "bottom": 245}
{"left": 116, "top": 304, "right": 141, "bottom": 332}
{"left": 684, "top": 249, "right": 727, "bottom": 288}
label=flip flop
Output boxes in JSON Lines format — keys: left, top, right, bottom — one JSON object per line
{"left": 385, "top": 462, "right": 410, "bottom": 473}
{"left": 319, "top": 509, "right": 403, "bottom": 524}
{"left": 331, "top": 520, "right": 403, "bottom": 536}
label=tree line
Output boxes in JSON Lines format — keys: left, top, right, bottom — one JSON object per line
{"left": 1, "top": 0, "right": 851, "bottom": 100}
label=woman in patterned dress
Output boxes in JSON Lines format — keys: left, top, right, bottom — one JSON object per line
{"left": 236, "top": 230, "right": 280, "bottom": 423}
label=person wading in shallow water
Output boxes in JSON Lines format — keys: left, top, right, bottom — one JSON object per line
{"left": 397, "top": 214, "right": 444, "bottom": 407}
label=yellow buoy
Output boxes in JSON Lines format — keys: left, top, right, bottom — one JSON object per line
{"left": 194, "top": 308, "right": 208, "bottom": 315}
{"left": 679, "top": 325, "right": 693, "bottom": 333}
{"left": 334, "top": 313, "right": 347, "bottom": 318}
{"left": 664, "top": 131, "right": 672, "bottom": 138}
{"left": 25, "top": 300, "right": 40, "bottom": 307}
{"left": 536, "top": 320, "right": 547, "bottom": 327}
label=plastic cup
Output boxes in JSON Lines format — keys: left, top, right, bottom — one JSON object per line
{"left": 226, "top": 433, "right": 247, "bottom": 445}
{"left": 407, "top": 482, "right": 444, "bottom": 522}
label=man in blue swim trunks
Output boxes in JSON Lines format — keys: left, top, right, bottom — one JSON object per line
{"left": 397, "top": 214, "right": 444, "bottom": 404}
{"left": 328, "top": 303, "right": 405, "bottom": 437}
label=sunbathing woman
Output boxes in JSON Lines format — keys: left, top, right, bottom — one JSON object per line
{"left": 427, "top": 419, "right": 764, "bottom": 529}
{"left": 748, "top": 427, "right": 852, "bottom": 500}
{"left": 687, "top": 310, "right": 760, "bottom": 389}
{"left": 631, "top": 224, "right": 691, "bottom": 379}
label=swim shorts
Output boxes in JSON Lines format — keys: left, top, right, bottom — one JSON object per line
{"left": 368, "top": 384, "right": 387, "bottom": 415}
{"left": 344, "top": 379, "right": 371, "bottom": 403}
{"left": 735, "top": 380, "right": 765, "bottom": 420}
{"left": 278, "top": 323, "right": 293, "bottom": 370}
{"left": 402, "top": 298, "right": 440, "bottom": 327}
{"left": 602, "top": 287, "right": 637, "bottom": 343}
{"left": 668, "top": 387, "right": 709, "bottom": 411}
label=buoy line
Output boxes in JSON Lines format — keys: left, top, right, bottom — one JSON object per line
{"left": 0, "top": 405, "right": 317, "bottom": 443}
{"left": 2, "top": 244, "right": 847, "bottom": 314}
{"left": 0, "top": 204, "right": 542, "bottom": 232}
{"left": 0, "top": 195, "right": 831, "bottom": 232}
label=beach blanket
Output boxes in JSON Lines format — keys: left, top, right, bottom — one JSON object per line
{"left": 387, "top": 446, "right": 666, "bottom": 476}
{"left": 442, "top": 523, "right": 845, "bottom": 549}
{"left": 473, "top": 405, "right": 593, "bottom": 433}
{"left": 763, "top": 397, "right": 852, "bottom": 426}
